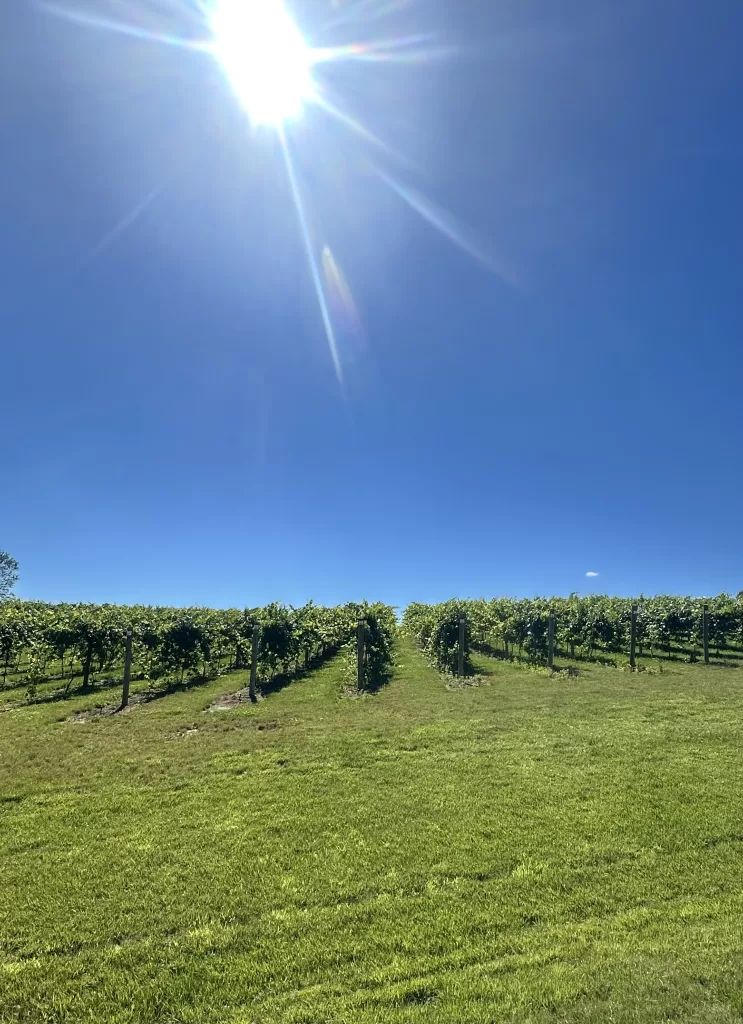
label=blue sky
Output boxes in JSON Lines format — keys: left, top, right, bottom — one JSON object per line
{"left": 2, "top": 0, "right": 743, "bottom": 610}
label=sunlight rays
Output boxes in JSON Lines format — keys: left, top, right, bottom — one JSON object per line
{"left": 277, "top": 127, "right": 343, "bottom": 384}
{"left": 375, "top": 168, "right": 521, "bottom": 288}
{"left": 43, "top": 0, "right": 512, "bottom": 385}
{"left": 75, "top": 186, "right": 163, "bottom": 272}
{"left": 41, "top": 3, "right": 209, "bottom": 51}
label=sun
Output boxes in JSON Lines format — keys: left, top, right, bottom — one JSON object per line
{"left": 210, "top": 0, "right": 313, "bottom": 127}
{"left": 44, "top": 0, "right": 463, "bottom": 384}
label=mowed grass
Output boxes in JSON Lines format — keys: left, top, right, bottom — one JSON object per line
{"left": 1, "top": 636, "right": 743, "bottom": 1023}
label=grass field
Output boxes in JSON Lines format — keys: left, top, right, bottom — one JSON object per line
{"left": 2, "top": 634, "right": 743, "bottom": 1023}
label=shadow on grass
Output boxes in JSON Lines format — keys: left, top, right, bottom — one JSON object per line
{"left": 5, "top": 665, "right": 244, "bottom": 714}
{"left": 130, "top": 671, "right": 217, "bottom": 707}
{"left": 69, "top": 672, "right": 221, "bottom": 721}
{"left": 473, "top": 639, "right": 743, "bottom": 671}
{"left": 259, "top": 651, "right": 394, "bottom": 701}
{"left": 1, "top": 674, "right": 134, "bottom": 711}
{"left": 258, "top": 648, "right": 350, "bottom": 700}
{"left": 473, "top": 641, "right": 602, "bottom": 670}
{"left": 358, "top": 668, "right": 394, "bottom": 695}
{"left": 258, "top": 670, "right": 303, "bottom": 700}
{"left": 638, "top": 645, "right": 743, "bottom": 666}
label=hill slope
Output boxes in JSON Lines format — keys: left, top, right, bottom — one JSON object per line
{"left": 2, "top": 635, "right": 742, "bottom": 1022}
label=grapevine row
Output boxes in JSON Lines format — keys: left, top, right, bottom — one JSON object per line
{"left": 404, "top": 593, "right": 743, "bottom": 671}
{"left": 345, "top": 604, "right": 398, "bottom": 691}
{"left": 0, "top": 599, "right": 396, "bottom": 698}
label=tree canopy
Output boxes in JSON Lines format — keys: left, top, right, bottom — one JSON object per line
{"left": 0, "top": 551, "right": 18, "bottom": 600}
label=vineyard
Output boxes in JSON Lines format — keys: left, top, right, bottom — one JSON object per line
{"left": 404, "top": 593, "right": 743, "bottom": 674}
{"left": 3, "top": 592, "right": 743, "bottom": 1022}
{"left": 0, "top": 598, "right": 396, "bottom": 705}
{"left": 3, "top": 592, "right": 743, "bottom": 711}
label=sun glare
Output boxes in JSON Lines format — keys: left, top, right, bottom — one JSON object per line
{"left": 210, "top": 0, "right": 313, "bottom": 126}
{"left": 45, "top": 0, "right": 476, "bottom": 384}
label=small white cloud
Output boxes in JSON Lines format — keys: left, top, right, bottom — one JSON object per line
{"left": 585, "top": 571, "right": 599, "bottom": 577}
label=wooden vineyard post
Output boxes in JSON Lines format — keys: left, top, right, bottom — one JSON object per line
{"left": 458, "top": 616, "right": 466, "bottom": 677}
{"left": 630, "top": 604, "right": 638, "bottom": 670}
{"left": 121, "top": 630, "right": 132, "bottom": 709}
{"left": 548, "top": 612, "right": 555, "bottom": 669}
{"left": 249, "top": 624, "right": 259, "bottom": 702}
{"left": 357, "top": 620, "right": 365, "bottom": 692}
{"left": 703, "top": 604, "right": 710, "bottom": 665}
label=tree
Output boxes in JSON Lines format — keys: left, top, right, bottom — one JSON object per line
{"left": 0, "top": 551, "right": 19, "bottom": 601}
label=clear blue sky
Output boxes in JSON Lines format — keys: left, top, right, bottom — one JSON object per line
{"left": 3, "top": 0, "right": 743, "bottom": 610}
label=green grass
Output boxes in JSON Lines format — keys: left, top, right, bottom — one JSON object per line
{"left": 2, "top": 634, "right": 743, "bottom": 1023}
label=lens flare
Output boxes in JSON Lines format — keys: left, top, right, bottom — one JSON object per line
{"left": 210, "top": 0, "right": 313, "bottom": 126}
{"left": 322, "top": 247, "right": 362, "bottom": 339}
{"left": 41, "top": 0, "right": 513, "bottom": 387}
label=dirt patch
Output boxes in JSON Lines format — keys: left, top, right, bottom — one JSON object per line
{"left": 445, "top": 675, "right": 488, "bottom": 690}
{"left": 207, "top": 688, "right": 261, "bottom": 711}
{"left": 67, "top": 691, "right": 157, "bottom": 723}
